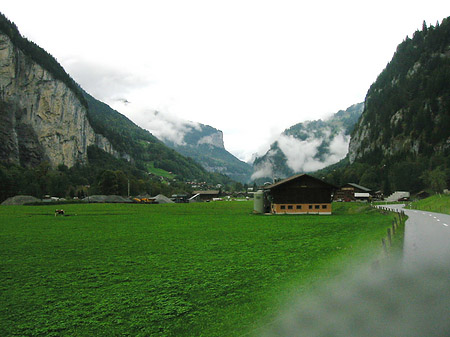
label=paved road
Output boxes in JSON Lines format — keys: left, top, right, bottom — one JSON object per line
{"left": 263, "top": 205, "right": 450, "bottom": 336}
{"left": 377, "top": 204, "right": 450, "bottom": 268}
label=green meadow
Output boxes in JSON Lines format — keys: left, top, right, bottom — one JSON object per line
{"left": 410, "top": 194, "right": 450, "bottom": 215}
{"left": 0, "top": 202, "right": 399, "bottom": 336}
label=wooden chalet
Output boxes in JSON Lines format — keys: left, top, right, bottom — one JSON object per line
{"left": 263, "top": 174, "right": 336, "bottom": 214}
{"left": 334, "top": 183, "right": 372, "bottom": 202}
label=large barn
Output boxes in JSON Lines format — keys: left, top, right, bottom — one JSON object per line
{"left": 260, "top": 174, "right": 336, "bottom": 215}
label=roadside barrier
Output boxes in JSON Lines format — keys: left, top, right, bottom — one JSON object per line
{"left": 371, "top": 204, "right": 406, "bottom": 257}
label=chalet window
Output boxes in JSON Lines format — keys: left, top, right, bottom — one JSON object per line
{"left": 288, "top": 205, "right": 293, "bottom": 210}
{"left": 280, "top": 205, "right": 286, "bottom": 210}
{"left": 309, "top": 205, "right": 313, "bottom": 209}
{"left": 296, "top": 205, "right": 302, "bottom": 210}
{"left": 315, "top": 205, "right": 320, "bottom": 209}
{"left": 322, "top": 205, "right": 327, "bottom": 209}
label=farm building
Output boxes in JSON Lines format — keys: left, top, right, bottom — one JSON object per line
{"left": 334, "top": 183, "right": 372, "bottom": 202}
{"left": 171, "top": 194, "right": 189, "bottom": 203}
{"left": 258, "top": 174, "right": 336, "bottom": 214}
{"left": 190, "top": 190, "right": 220, "bottom": 202}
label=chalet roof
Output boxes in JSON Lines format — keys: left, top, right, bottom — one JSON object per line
{"left": 263, "top": 174, "right": 337, "bottom": 190}
{"left": 345, "top": 183, "right": 372, "bottom": 192}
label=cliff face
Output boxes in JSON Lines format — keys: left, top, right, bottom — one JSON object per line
{"left": 348, "top": 108, "right": 423, "bottom": 164}
{"left": 0, "top": 32, "right": 115, "bottom": 167}
{"left": 197, "top": 130, "right": 225, "bottom": 149}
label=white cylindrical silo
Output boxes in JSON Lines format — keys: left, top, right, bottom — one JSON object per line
{"left": 253, "top": 190, "right": 264, "bottom": 213}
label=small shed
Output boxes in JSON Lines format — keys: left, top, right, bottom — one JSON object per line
{"left": 334, "top": 183, "right": 372, "bottom": 202}
{"left": 262, "top": 174, "right": 336, "bottom": 214}
{"left": 416, "top": 191, "right": 430, "bottom": 200}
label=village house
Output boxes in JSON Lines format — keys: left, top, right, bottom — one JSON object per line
{"left": 334, "top": 183, "right": 372, "bottom": 202}
{"left": 257, "top": 174, "right": 336, "bottom": 214}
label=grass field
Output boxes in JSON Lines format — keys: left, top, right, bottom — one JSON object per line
{"left": 409, "top": 194, "right": 450, "bottom": 214}
{"left": 0, "top": 201, "right": 399, "bottom": 336}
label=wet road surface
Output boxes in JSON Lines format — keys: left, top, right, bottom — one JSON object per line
{"left": 377, "top": 204, "right": 450, "bottom": 268}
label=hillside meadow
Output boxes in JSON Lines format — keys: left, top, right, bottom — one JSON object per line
{"left": 0, "top": 201, "right": 400, "bottom": 336}
{"left": 410, "top": 194, "right": 450, "bottom": 215}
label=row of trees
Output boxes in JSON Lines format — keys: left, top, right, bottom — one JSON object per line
{"left": 316, "top": 151, "right": 450, "bottom": 195}
{"left": 0, "top": 162, "right": 189, "bottom": 203}
{"left": 0, "top": 142, "right": 250, "bottom": 203}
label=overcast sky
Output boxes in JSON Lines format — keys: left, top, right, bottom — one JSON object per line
{"left": 2, "top": 1, "right": 449, "bottom": 161}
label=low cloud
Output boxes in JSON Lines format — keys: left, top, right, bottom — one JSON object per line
{"left": 119, "top": 104, "right": 202, "bottom": 146}
{"left": 277, "top": 134, "right": 323, "bottom": 172}
{"left": 63, "top": 58, "right": 152, "bottom": 102}
{"left": 252, "top": 130, "right": 350, "bottom": 180}
{"left": 327, "top": 132, "right": 351, "bottom": 163}
{"left": 251, "top": 149, "right": 277, "bottom": 180}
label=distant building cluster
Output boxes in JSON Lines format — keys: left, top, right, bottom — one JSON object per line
{"left": 253, "top": 173, "right": 418, "bottom": 215}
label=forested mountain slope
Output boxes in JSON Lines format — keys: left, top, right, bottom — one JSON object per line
{"left": 321, "top": 18, "right": 450, "bottom": 194}
{"left": 349, "top": 19, "right": 450, "bottom": 164}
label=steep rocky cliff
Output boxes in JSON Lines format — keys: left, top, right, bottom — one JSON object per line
{"left": 196, "top": 130, "right": 225, "bottom": 149}
{"left": 0, "top": 31, "right": 118, "bottom": 167}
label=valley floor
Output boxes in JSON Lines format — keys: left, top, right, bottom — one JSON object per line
{"left": 0, "top": 202, "right": 398, "bottom": 336}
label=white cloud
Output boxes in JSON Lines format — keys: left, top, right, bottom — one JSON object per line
{"left": 327, "top": 132, "right": 351, "bottom": 163}
{"left": 251, "top": 149, "right": 277, "bottom": 180}
{"left": 278, "top": 134, "right": 323, "bottom": 172}
{"left": 251, "top": 130, "right": 350, "bottom": 180}
{"left": 63, "top": 58, "right": 152, "bottom": 102}
{"left": 113, "top": 102, "right": 201, "bottom": 146}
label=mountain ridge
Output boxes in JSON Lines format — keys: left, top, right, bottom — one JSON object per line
{"left": 159, "top": 122, "right": 253, "bottom": 183}
{"left": 252, "top": 102, "right": 363, "bottom": 181}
